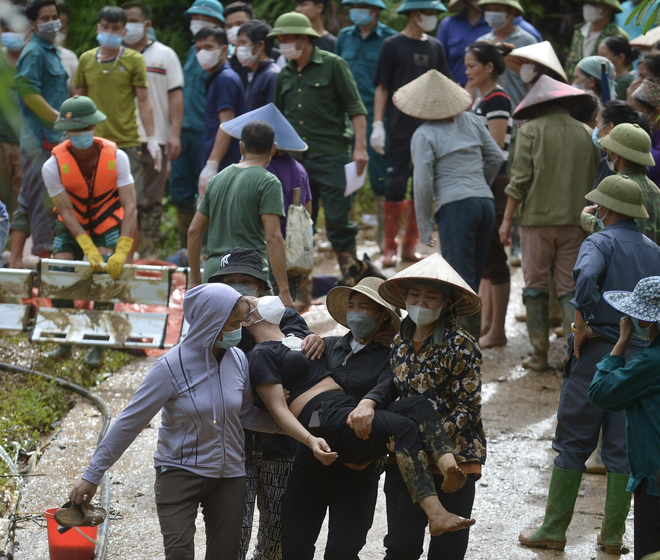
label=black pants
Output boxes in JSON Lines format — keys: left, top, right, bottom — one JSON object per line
{"left": 634, "top": 478, "right": 660, "bottom": 560}
{"left": 383, "top": 466, "right": 477, "bottom": 560}
{"left": 385, "top": 137, "right": 413, "bottom": 202}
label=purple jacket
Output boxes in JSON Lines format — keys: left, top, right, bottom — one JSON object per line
{"left": 649, "top": 130, "right": 660, "bottom": 187}
{"left": 266, "top": 152, "right": 312, "bottom": 238}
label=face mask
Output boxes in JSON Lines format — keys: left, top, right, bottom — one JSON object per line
{"left": 583, "top": 4, "right": 604, "bottom": 23}
{"left": 279, "top": 42, "right": 303, "bottom": 60}
{"left": 226, "top": 26, "right": 239, "bottom": 46}
{"left": 416, "top": 13, "right": 438, "bottom": 32}
{"left": 228, "top": 283, "right": 259, "bottom": 296}
{"left": 252, "top": 296, "right": 286, "bottom": 325}
{"left": 55, "top": 32, "right": 66, "bottom": 46}
{"left": 630, "top": 317, "right": 652, "bottom": 340}
{"left": 68, "top": 131, "right": 95, "bottom": 150}
{"left": 519, "top": 63, "right": 538, "bottom": 84}
{"left": 236, "top": 45, "right": 259, "bottom": 65}
{"left": 595, "top": 206, "right": 609, "bottom": 229}
{"left": 37, "top": 19, "right": 62, "bottom": 42}
{"left": 215, "top": 326, "right": 242, "bottom": 349}
{"left": 97, "top": 31, "right": 123, "bottom": 48}
{"left": 196, "top": 48, "right": 222, "bottom": 69}
{"left": 346, "top": 311, "right": 380, "bottom": 341}
{"left": 606, "top": 154, "right": 618, "bottom": 172}
{"left": 405, "top": 302, "right": 443, "bottom": 326}
{"left": 484, "top": 11, "right": 508, "bottom": 30}
{"left": 124, "top": 22, "right": 145, "bottom": 44}
{"left": 592, "top": 126, "right": 601, "bottom": 148}
{"left": 1, "top": 32, "right": 25, "bottom": 52}
{"left": 349, "top": 8, "right": 374, "bottom": 26}
{"left": 190, "top": 19, "right": 214, "bottom": 36}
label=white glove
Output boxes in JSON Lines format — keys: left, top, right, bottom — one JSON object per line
{"left": 198, "top": 160, "right": 219, "bottom": 197}
{"left": 370, "top": 121, "right": 386, "bottom": 155}
{"left": 146, "top": 137, "right": 163, "bottom": 173}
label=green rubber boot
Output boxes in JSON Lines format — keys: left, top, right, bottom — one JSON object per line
{"left": 519, "top": 467, "right": 583, "bottom": 550}
{"left": 558, "top": 290, "right": 576, "bottom": 343}
{"left": 83, "top": 346, "right": 105, "bottom": 368}
{"left": 522, "top": 290, "right": 550, "bottom": 371}
{"left": 597, "top": 473, "right": 632, "bottom": 554}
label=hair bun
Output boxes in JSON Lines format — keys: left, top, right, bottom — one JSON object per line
{"left": 496, "top": 42, "right": 515, "bottom": 57}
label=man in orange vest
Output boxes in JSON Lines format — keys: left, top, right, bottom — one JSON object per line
{"left": 43, "top": 95, "right": 137, "bottom": 366}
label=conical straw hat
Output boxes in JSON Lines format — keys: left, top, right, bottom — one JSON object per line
{"left": 377, "top": 253, "right": 481, "bottom": 317}
{"left": 393, "top": 70, "right": 473, "bottom": 120}
{"left": 505, "top": 41, "right": 568, "bottom": 83}
{"left": 630, "top": 25, "right": 660, "bottom": 49}
{"left": 512, "top": 75, "right": 591, "bottom": 121}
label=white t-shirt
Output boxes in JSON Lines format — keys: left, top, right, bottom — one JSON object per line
{"left": 42, "top": 147, "right": 134, "bottom": 198}
{"left": 58, "top": 47, "right": 79, "bottom": 93}
{"left": 136, "top": 41, "right": 184, "bottom": 144}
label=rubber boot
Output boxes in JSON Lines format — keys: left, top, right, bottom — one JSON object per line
{"left": 557, "top": 290, "right": 575, "bottom": 342}
{"left": 457, "top": 311, "right": 481, "bottom": 340}
{"left": 139, "top": 209, "right": 162, "bottom": 259}
{"left": 374, "top": 195, "right": 385, "bottom": 252}
{"left": 383, "top": 201, "right": 404, "bottom": 267}
{"left": 45, "top": 344, "right": 72, "bottom": 359}
{"left": 177, "top": 201, "right": 197, "bottom": 249}
{"left": 401, "top": 199, "right": 425, "bottom": 262}
{"left": 83, "top": 346, "right": 105, "bottom": 368}
{"left": 522, "top": 290, "right": 550, "bottom": 371}
{"left": 597, "top": 473, "right": 632, "bottom": 554}
{"left": 519, "top": 467, "right": 583, "bottom": 550}
{"left": 585, "top": 431, "right": 607, "bottom": 475}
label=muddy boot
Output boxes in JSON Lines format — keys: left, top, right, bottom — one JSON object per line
{"left": 383, "top": 201, "right": 404, "bottom": 267}
{"left": 585, "top": 431, "right": 607, "bottom": 475}
{"left": 374, "top": 195, "right": 385, "bottom": 252}
{"left": 457, "top": 311, "right": 481, "bottom": 340}
{"left": 522, "top": 290, "right": 550, "bottom": 371}
{"left": 45, "top": 344, "right": 72, "bottom": 359}
{"left": 177, "top": 201, "right": 196, "bottom": 249}
{"left": 83, "top": 346, "right": 105, "bottom": 368}
{"left": 519, "top": 467, "right": 583, "bottom": 551}
{"left": 597, "top": 473, "right": 632, "bottom": 554}
{"left": 139, "top": 209, "right": 162, "bottom": 259}
{"left": 401, "top": 200, "right": 425, "bottom": 262}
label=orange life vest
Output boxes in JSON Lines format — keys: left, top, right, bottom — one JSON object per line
{"left": 53, "top": 138, "right": 124, "bottom": 236}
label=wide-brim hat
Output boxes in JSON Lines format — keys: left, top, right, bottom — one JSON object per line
{"left": 575, "top": 0, "right": 622, "bottom": 13}
{"left": 207, "top": 247, "right": 272, "bottom": 290}
{"left": 512, "top": 75, "right": 591, "bottom": 120}
{"left": 326, "top": 277, "right": 401, "bottom": 331}
{"left": 630, "top": 25, "right": 660, "bottom": 49}
{"left": 54, "top": 96, "right": 106, "bottom": 131}
{"left": 393, "top": 70, "right": 472, "bottom": 120}
{"left": 341, "top": 0, "right": 387, "bottom": 9}
{"left": 505, "top": 41, "right": 568, "bottom": 83}
{"left": 599, "top": 123, "right": 655, "bottom": 166}
{"left": 184, "top": 0, "right": 225, "bottom": 22}
{"left": 397, "top": 0, "right": 447, "bottom": 13}
{"left": 268, "top": 12, "right": 320, "bottom": 37}
{"left": 585, "top": 174, "right": 649, "bottom": 219}
{"left": 604, "top": 276, "right": 660, "bottom": 322}
{"left": 378, "top": 253, "right": 481, "bottom": 317}
{"left": 477, "top": 0, "right": 524, "bottom": 14}
{"left": 220, "top": 103, "right": 308, "bottom": 152}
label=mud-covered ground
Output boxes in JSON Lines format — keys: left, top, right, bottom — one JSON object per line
{"left": 4, "top": 248, "right": 633, "bottom": 559}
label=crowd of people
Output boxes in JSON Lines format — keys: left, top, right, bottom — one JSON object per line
{"left": 2, "top": 0, "right": 660, "bottom": 558}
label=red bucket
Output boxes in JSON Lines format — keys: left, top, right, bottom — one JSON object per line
{"left": 44, "top": 508, "right": 97, "bottom": 560}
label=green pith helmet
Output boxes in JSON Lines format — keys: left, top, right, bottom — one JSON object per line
{"left": 477, "top": 0, "right": 524, "bottom": 15}
{"left": 599, "top": 123, "right": 656, "bottom": 167}
{"left": 585, "top": 175, "right": 649, "bottom": 219}
{"left": 396, "top": 0, "right": 447, "bottom": 14}
{"left": 54, "top": 96, "right": 106, "bottom": 131}
{"left": 268, "top": 12, "right": 320, "bottom": 37}
{"left": 184, "top": 0, "right": 225, "bottom": 22}
{"left": 574, "top": 0, "right": 623, "bottom": 13}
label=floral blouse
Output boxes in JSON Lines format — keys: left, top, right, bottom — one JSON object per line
{"left": 390, "top": 315, "right": 487, "bottom": 465}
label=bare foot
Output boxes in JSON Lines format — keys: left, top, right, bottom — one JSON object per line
{"left": 480, "top": 324, "right": 491, "bottom": 337}
{"left": 440, "top": 465, "right": 467, "bottom": 493}
{"left": 479, "top": 331, "right": 507, "bottom": 349}
{"left": 428, "top": 511, "right": 476, "bottom": 536}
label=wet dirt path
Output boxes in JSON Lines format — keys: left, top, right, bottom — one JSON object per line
{"left": 10, "top": 266, "right": 633, "bottom": 559}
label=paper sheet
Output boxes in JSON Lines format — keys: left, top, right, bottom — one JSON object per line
{"left": 344, "top": 162, "right": 366, "bottom": 197}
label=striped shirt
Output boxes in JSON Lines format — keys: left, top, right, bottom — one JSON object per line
{"left": 473, "top": 87, "right": 512, "bottom": 159}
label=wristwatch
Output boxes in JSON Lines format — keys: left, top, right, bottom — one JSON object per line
{"left": 570, "top": 322, "right": 589, "bottom": 334}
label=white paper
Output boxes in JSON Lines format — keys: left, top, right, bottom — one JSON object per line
{"left": 344, "top": 162, "right": 366, "bottom": 197}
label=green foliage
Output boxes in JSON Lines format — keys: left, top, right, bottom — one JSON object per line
{"left": 157, "top": 198, "right": 181, "bottom": 259}
{"left": 628, "top": 0, "right": 660, "bottom": 33}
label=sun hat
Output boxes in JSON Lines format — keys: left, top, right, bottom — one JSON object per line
{"left": 326, "top": 277, "right": 401, "bottom": 331}
{"left": 341, "top": 0, "right": 387, "bottom": 9}
{"left": 604, "top": 276, "right": 660, "bottom": 322}
{"left": 392, "top": 70, "right": 472, "bottom": 120}
{"left": 632, "top": 79, "right": 660, "bottom": 109}
{"left": 599, "top": 123, "right": 655, "bottom": 166}
{"left": 585, "top": 175, "right": 650, "bottom": 219}
{"left": 575, "top": 0, "right": 623, "bottom": 13}
{"left": 630, "top": 26, "right": 660, "bottom": 49}
{"left": 184, "top": 0, "right": 225, "bottom": 22}
{"left": 396, "top": 0, "right": 447, "bottom": 14}
{"left": 207, "top": 247, "right": 271, "bottom": 290}
{"left": 54, "top": 96, "right": 106, "bottom": 131}
{"left": 505, "top": 41, "right": 568, "bottom": 83}
{"left": 512, "top": 75, "right": 592, "bottom": 120}
{"left": 268, "top": 13, "right": 320, "bottom": 37}
{"left": 477, "top": 0, "right": 524, "bottom": 14}
{"left": 221, "top": 103, "right": 308, "bottom": 152}
{"left": 378, "top": 253, "right": 481, "bottom": 316}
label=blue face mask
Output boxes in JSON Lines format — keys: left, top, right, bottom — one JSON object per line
{"left": 592, "top": 126, "right": 601, "bottom": 148}
{"left": 1, "top": 32, "right": 25, "bottom": 52}
{"left": 68, "top": 132, "right": 95, "bottom": 150}
{"left": 214, "top": 326, "right": 242, "bottom": 349}
{"left": 96, "top": 32, "right": 123, "bottom": 48}
{"left": 595, "top": 207, "right": 608, "bottom": 230}
{"left": 630, "top": 317, "right": 652, "bottom": 341}
{"left": 349, "top": 8, "right": 374, "bottom": 26}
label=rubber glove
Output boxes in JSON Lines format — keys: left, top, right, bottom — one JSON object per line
{"left": 146, "top": 137, "right": 163, "bottom": 173}
{"left": 198, "top": 160, "right": 219, "bottom": 197}
{"left": 76, "top": 233, "right": 104, "bottom": 271}
{"left": 106, "top": 236, "right": 134, "bottom": 280}
{"left": 370, "top": 121, "right": 386, "bottom": 155}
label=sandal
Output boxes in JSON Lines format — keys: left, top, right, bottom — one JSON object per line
{"left": 54, "top": 501, "right": 107, "bottom": 530}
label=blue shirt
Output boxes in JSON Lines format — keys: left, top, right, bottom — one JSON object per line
{"left": 0, "top": 200, "right": 7, "bottom": 221}
{"left": 616, "top": 0, "right": 655, "bottom": 40}
{"left": 245, "top": 60, "right": 280, "bottom": 112}
{"left": 14, "top": 34, "right": 67, "bottom": 151}
{"left": 201, "top": 63, "right": 245, "bottom": 168}
{"left": 335, "top": 21, "right": 397, "bottom": 115}
{"left": 572, "top": 220, "right": 660, "bottom": 347}
{"left": 182, "top": 44, "right": 209, "bottom": 133}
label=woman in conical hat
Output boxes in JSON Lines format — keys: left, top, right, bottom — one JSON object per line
{"left": 377, "top": 253, "right": 486, "bottom": 559}
{"left": 505, "top": 40, "right": 568, "bottom": 85}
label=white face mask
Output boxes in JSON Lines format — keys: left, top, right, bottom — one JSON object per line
{"left": 484, "top": 10, "right": 508, "bottom": 30}
{"left": 606, "top": 154, "right": 618, "bottom": 172}
{"left": 196, "top": 48, "right": 222, "bottom": 69}
{"left": 252, "top": 296, "right": 286, "bottom": 325}
{"left": 124, "top": 22, "right": 145, "bottom": 44}
{"left": 236, "top": 45, "right": 259, "bottom": 65}
{"left": 190, "top": 19, "right": 215, "bottom": 36}
{"left": 226, "top": 26, "right": 240, "bottom": 45}
{"left": 279, "top": 42, "right": 303, "bottom": 60}
{"left": 583, "top": 4, "right": 604, "bottom": 23}
{"left": 405, "top": 302, "right": 443, "bottom": 327}
{"left": 415, "top": 13, "right": 438, "bottom": 32}
{"left": 520, "top": 63, "right": 538, "bottom": 84}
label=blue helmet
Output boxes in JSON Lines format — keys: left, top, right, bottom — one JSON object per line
{"left": 396, "top": 0, "right": 447, "bottom": 13}
{"left": 340, "top": 0, "right": 387, "bottom": 9}
{"left": 184, "top": 0, "right": 225, "bottom": 23}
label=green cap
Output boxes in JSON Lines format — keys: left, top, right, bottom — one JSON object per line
{"left": 184, "top": 0, "right": 225, "bottom": 22}
{"left": 585, "top": 175, "right": 649, "bottom": 219}
{"left": 397, "top": 0, "right": 447, "bottom": 13}
{"left": 478, "top": 0, "right": 524, "bottom": 14}
{"left": 575, "top": 0, "right": 622, "bottom": 13}
{"left": 268, "top": 13, "right": 320, "bottom": 38}
{"left": 54, "top": 96, "right": 106, "bottom": 131}
{"left": 599, "top": 123, "right": 656, "bottom": 167}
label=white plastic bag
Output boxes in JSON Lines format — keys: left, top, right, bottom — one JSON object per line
{"left": 285, "top": 203, "right": 314, "bottom": 274}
